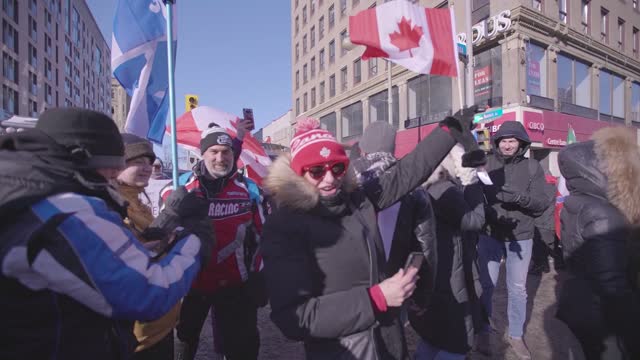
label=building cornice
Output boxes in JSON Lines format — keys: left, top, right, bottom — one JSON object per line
{"left": 512, "top": 5, "right": 640, "bottom": 77}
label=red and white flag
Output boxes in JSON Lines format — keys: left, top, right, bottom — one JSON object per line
{"left": 349, "top": 0, "right": 458, "bottom": 77}
{"left": 165, "top": 106, "right": 271, "bottom": 184}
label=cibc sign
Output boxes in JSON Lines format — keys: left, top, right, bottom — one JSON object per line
{"left": 457, "top": 10, "right": 512, "bottom": 46}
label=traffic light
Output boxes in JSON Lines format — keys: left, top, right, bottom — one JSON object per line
{"left": 475, "top": 128, "right": 492, "bottom": 151}
{"left": 185, "top": 94, "right": 199, "bottom": 113}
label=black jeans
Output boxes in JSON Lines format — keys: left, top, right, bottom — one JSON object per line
{"left": 176, "top": 284, "right": 259, "bottom": 360}
{"left": 132, "top": 330, "right": 174, "bottom": 360}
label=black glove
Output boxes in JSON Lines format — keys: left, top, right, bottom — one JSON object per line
{"left": 163, "top": 186, "right": 209, "bottom": 219}
{"left": 439, "top": 105, "right": 477, "bottom": 150}
{"left": 178, "top": 216, "right": 216, "bottom": 268}
{"left": 439, "top": 106, "right": 487, "bottom": 168}
{"left": 495, "top": 185, "right": 528, "bottom": 205}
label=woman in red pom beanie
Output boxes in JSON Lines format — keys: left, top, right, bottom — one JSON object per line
{"left": 261, "top": 110, "right": 481, "bottom": 359}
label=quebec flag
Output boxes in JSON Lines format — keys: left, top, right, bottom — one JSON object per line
{"left": 111, "top": 0, "right": 177, "bottom": 143}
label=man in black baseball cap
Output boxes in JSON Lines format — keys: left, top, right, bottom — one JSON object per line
{"left": 0, "top": 107, "right": 213, "bottom": 360}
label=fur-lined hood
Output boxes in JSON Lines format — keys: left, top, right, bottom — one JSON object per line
{"left": 263, "top": 154, "right": 356, "bottom": 211}
{"left": 559, "top": 127, "right": 640, "bottom": 225}
{"left": 424, "top": 144, "right": 477, "bottom": 187}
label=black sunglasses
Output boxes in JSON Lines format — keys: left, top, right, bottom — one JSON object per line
{"left": 304, "top": 162, "right": 347, "bottom": 180}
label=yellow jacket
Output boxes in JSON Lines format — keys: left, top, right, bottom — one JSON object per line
{"left": 119, "top": 184, "right": 181, "bottom": 352}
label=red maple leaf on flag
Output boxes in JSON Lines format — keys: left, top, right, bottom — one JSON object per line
{"left": 388, "top": 17, "right": 424, "bottom": 57}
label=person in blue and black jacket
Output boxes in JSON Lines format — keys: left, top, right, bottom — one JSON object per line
{"left": 0, "top": 108, "right": 214, "bottom": 360}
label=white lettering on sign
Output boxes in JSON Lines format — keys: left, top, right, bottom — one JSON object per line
{"left": 546, "top": 138, "right": 567, "bottom": 147}
{"left": 458, "top": 10, "right": 512, "bottom": 46}
{"left": 490, "top": 124, "right": 503, "bottom": 133}
{"left": 527, "top": 122, "right": 544, "bottom": 131}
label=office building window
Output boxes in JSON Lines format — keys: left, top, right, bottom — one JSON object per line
{"left": 311, "top": 57, "right": 316, "bottom": 78}
{"left": 295, "top": 16, "right": 299, "bottom": 34}
{"left": 559, "top": 0, "right": 567, "bottom": 23}
{"left": 29, "top": 99, "right": 38, "bottom": 117}
{"left": 319, "top": 49, "right": 325, "bottom": 70}
{"left": 601, "top": 8, "right": 609, "bottom": 43}
{"left": 45, "top": 34, "right": 53, "bottom": 56}
{"left": 3, "top": 20, "right": 18, "bottom": 53}
{"left": 29, "top": 44, "right": 38, "bottom": 68}
{"left": 310, "top": 26, "right": 316, "bottom": 48}
{"left": 3, "top": 0, "right": 18, "bottom": 23}
{"left": 303, "top": 93, "right": 308, "bottom": 112}
{"left": 303, "top": 64, "right": 308, "bottom": 83}
{"left": 329, "top": 40, "right": 335, "bottom": 63}
{"left": 320, "top": 112, "right": 337, "bottom": 136}
{"left": 319, "top": 17, "right": 325, "bottom": 39}
{"left": 295, "top": 70, "right": 299, "bottom": 89}
{"left": 30, "top": 0, "right": 37, "bottom": 14}
{"left": 29, "top": 71, "right": 38, "bottom": 96}
{"left": 329, "top": 74, "right": 336, "bottom": 97}
{"left": 320, "top": 81, "right": 325, "bottom": 103}
{"left": 340, "top": 0, "right": 347, "bottom": 17}
{"left": 74, "top": 67, "right": 80, "bottom": 85}
{"left": 45, "top": 59, "right": 52, "bottom": 81}
{"left": 599, "top": 70, "right": 624, "bottom": 118}
{"left": 29, "top": 15, "right": 37, "bottom": 41}
{"left": 634, "top": 0, "right": 638, "bottom": 10}
{"left": 369, "top": 58, "right": 378, "bottom": 77}
{"left": 408, "top": 75, "right": 453, "bottom": 124}
{"left": 295, "top": 43, "right": 299, "bottom": 61}
{"left": 45, "top": 9, "right": 52, "bottom": 32}
{"left": 295, "top": 0, "right": 299, "bottom": 8}
{"left": 341, "top": 101, "right": 363, "bottom": 138}
{"left": 64, "top": 78, "right": 71, "bottom": 96}
{"left": 632, "top": 82, "right": 640, "bottom": 122}
{"left": 341, "top": 66, "right": 348, "bottom": 92}
{"left": 340, "top": 30, "right": 348, "bottom": 56}
{"left": 634, "top": 27, "right": 639, "bottom": 56}
{"left": 3, "top": 52, "right": 18, "bottom": 83}
{"left": 329, "top": 5, "right": 335, "bottom": 29}
{"left": 72, "top": 6, "right": 80, "bottom": 45}
{"left": 65, "top": 37, "right": 71, "bottom": 56}
{"left": 581, "top": 0, "right": 589, "bottom": 34}
{"left": 45, "top": 83, "right": 53, "bottom": 105}
{"left": 532, "top": 0, "right": 542, "bottom": 11}
{"left": 526, "top": 43, "right": 547, "bottom": 97}
{"left": 303, "top": 5, "right": 307, "bottom": 25}
{"left": 303, "top": 35, "right": 307, "bottom": 54}
{"left": 557, "top": 53, "right": 591, "bottom": 107}
{"left": 369, "top": 87, "right": 400, "bottom": 128}
{"left": 311, "top": 87, "right": 316, "bottom": 108}
{"left": 473, "top": 48, "right": 503, "bottom": 108}
{"left": 65, "top": 58, "right": 72, "bottom": 76}
{"left": 618, "top": 18, "right": 625, "bottom": 50}
{"left": 353, "top": 58, "right": 361, "bottom": 84}
{"left": 296, "top": 98, "right": 300, "bottom": 115}
{"left": 311, "top": 0, "right": 316, "bottom": 15}
{"left": 93, "top": 45, "right": 102, "bottom": 74}
{"left": 3, "top": 85, "right": 17, "bottom": 114}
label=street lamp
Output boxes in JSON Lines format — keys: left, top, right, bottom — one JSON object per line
{"left": 342, "top": 36, "right": 393, "bottom": 126}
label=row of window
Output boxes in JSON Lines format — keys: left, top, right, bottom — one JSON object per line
{"left": 295, "top": 0, "right": 348, "bottom": 34}
{"left": 538, "top": 0, "right": 640, "bottom": 56}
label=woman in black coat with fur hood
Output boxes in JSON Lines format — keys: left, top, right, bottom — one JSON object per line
{"left": 557, "top": 127, "right": 640, "bottom": 359}
{"left": 261, "top": 111, "right": 485, "bottom": 360}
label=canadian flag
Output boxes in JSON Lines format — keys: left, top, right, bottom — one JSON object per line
{"left": 349, "top": 0, "right": 458, "bottom": 77}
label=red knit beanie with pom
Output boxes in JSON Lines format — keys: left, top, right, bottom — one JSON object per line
{"left": 289, "top": 118, "right": 349, "bottom": 176}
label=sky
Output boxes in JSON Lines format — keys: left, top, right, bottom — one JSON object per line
{"left": 86, "top": 0, "right": 292, "bottom": 132}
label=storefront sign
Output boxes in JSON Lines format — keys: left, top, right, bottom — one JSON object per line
{"left": 526, "top": 60, "right": 541, "bottom": 95}
{"left": 457, "top": 10, "right": 512, "bottom": 46}
{"left": 474, "top": 66, "right": 492, "bottom": 97}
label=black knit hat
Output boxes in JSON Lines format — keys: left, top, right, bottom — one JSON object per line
{"left": 36, "top": 107, "right": 125, "bottom": 169}
{"left": 200, "top": 122, "right": 233, "bottom": 154}
{"left": 121, "top": 133, "right": 156, "bottom": 163}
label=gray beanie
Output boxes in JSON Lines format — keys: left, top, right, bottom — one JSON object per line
{"left": 359, "top": 121, "right": 396, "bottom": 154}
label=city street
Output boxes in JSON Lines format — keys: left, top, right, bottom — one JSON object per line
{"left": 191, "top": 262, "right": 585, "bottom": 360}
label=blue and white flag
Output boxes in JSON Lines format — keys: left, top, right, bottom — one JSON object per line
{"left": 111, "top": 0, "right": 176, "bottom": 143}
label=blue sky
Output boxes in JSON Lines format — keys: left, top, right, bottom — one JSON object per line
{"left": 87, "top": 0, "right": 292, "bottom": 131}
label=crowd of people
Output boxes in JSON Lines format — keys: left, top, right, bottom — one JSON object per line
{"left": 0, "top": 106, "right": 638, "bottom": 360}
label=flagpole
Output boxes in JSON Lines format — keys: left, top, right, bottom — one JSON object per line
{"left": 464, "top": 0, "right": 474, "bottom": 108}
{"left": 164, "top": 0, "right": 179, "bottom": 187}
{"left": 387, "top": 60, "right": 393, "bottom": 125}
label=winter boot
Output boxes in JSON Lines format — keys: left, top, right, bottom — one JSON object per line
{"left": 507, "top": 336, "right": 532, "bottom": 360}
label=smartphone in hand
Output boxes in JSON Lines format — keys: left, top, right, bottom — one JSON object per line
{"left": 404, "top": 252, "right": 425, "bottom": 271}
{"left": 242, "top": 108, "right": 255, "bottom": 131}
